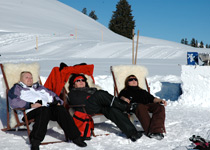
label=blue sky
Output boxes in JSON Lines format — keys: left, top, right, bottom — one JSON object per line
{"left": 59, "top": 0, "right": 210, "bottom": 44}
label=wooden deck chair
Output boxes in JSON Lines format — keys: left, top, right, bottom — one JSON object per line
{"left": 110, "top": 65, "right": 150, "bottom": 124}
{"left": 0, "top": 63, "right": 67, "bottom": 145}
{"left": 64, "top": 74, "right": 108, "bottom": 122}
{"left": 44, "top": 64, "right": 108, "bottom": 137}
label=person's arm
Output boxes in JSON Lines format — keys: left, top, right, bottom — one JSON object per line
{"left": 153, "top": 98, "right": 167, "bottom": 106}
{"left": 120, "top": 96, "right": 131, "bottom": 104}
{"left": 31, "top": 103, "right": 42, "bottom": 108}
{"left": 8, "top": 84, "right": 32, "bottom": 109}
{"left": 119, "top": 89, "right": 131, "bottom": 103}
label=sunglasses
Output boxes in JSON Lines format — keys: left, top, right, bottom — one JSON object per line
{"left": 128, "top": 78, "right": 138, "bottom": 82}
{"left": 75, "top": 79, "right": 85, "bottom": 83}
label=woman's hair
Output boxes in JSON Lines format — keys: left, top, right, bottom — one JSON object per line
{"left": 68, "top": 73, "right": 89, "bottom": 91}
{"left": 123, "top": 74, "right": 140, "bottom": 90}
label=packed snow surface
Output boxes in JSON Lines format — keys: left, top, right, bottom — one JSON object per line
{"left": 0, "top": 0, "right": 210, "bottom": 149}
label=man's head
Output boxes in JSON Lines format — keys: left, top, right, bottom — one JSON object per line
{"left": 20, "top": 71, "right": 33, "bottom": 86}
{"left": 68, "top": 74, "right": 89, "bottom": 90}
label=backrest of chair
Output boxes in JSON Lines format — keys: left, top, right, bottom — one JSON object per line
{"left": 111, "top": 65, "right": 149, "bottom": 96}
{"left": 0, "top": 63, "right": 40, "bottom": 129}
{"left": 2, "top": 63, "right": 40, "bottom": 90}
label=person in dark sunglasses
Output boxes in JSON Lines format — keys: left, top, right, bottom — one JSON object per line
{"left": 119, "top": 75, "right": 167, "bottom": 140}
{"left": 68, "top": 73, "right": 142, "bottom": 142}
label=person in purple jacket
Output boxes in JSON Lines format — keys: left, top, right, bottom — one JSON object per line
{"left": 8, "top": 71, "right": 87, "bottom": 150}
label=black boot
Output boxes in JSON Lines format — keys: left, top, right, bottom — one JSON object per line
{"left": 129, "top": 131, "right": 143, "bottom": 142}
{"left": 148, "top": 133, "right": 164, "bottom": 140}
{"left": 72, "top": 137, "right": 87, "bottom": 147}
{"left": 30, "top": 139, "right": 40, "bottom": 150}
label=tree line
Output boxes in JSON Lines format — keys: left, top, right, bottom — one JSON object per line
{"left": 81, "top": 0, "right": 135, "bottom": 39}
{"left": 181, "top": 38, "right": 210, "bottom": 48}
{"left": 81, "top": 0, "right": 209, "bottom": 47}
{"left": 82, "top": 8, "right": 98, "bottom": 21}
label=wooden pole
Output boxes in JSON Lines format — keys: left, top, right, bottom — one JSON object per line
{"left": 134, "top": 30, "right": 139, "bottom": 65}
{"left": 36, "top": 36, "right": 38, "bottom": 50}
{"left": 101, "top": 30, "right": 103, "bottom": 42}
{"left": 132, "top": 29, "right": 134, "bottom": 64}
{"left": 75, "top": 28, "right": 77, "bottom": 40}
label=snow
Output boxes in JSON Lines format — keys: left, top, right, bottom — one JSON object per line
{"left": 0, "top": 0, "right": 210, "bottom": 149}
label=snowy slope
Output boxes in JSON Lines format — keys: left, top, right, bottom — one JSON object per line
{"left": 0, "top": 0, "right": 210, "bottom": 150}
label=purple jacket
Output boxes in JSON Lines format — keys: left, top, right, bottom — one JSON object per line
{"left": 8, "top": 82, "right": 63, "bottom": 110}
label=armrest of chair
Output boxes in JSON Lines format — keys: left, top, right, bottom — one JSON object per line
{"left": 12, "top": 108, "right": 34, "bottom": 127}
{"left": 69, "top": 104, "right": 86, "bottom": 108}
{"left": 13, "top": 108, "right": 27, "bottom": 111}
{"left": 69, "top": 104, "right": 87, "bottom": 114}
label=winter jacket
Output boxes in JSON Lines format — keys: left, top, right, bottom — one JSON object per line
{"left": 8, "top": 82, "right": 63, "bottom": 119}
{"left": 68, "top": 87, "right": 97, "bottom": 112}
{"left": 119, "top": 86, "right": 154, "bottom": 104}
{"left": 44, "top": 64, "right": 94, "bottom": 96}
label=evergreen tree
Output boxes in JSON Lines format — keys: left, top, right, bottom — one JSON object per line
{"left": 199, "top": 41, "right": 204, "bottom": 48}
{"left": 206, "top": 44, "right": 209, "bottom": 48}
{"left": 181, "top": 38, "right": 185, "bottom": 44}
{"left": 89, "top": 10, "right": 98, "bottom": 20}
{"left": 195, "top": 40, "right": 198, "bottom": 48}
{"left": 190, "top": 38, "right": 196, "bottom": 47}
{"left": 109, "top": 0, "right": 135, "bottom": 39}
{"left": 82, "top": 8, "right": 87, "bottom": 15}
{"left": 184, "top": 38, "right": 188, "bottom": 45}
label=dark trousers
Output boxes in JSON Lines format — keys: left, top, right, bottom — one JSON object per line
{"left": 85, "top": 90, "right": 137, "bottom": 137}
{"left": 26, "top": 105, "right": 81, "bottom": 142}
{"left": 135, "top": 103, "right": 166, "bottom": 135}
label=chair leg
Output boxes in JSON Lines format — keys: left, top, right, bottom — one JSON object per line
{"left": 23, "top": 111, "right": 31, "bottom": 143}
{"left": 91, "top": 129, "right": 96, "bottom": 137}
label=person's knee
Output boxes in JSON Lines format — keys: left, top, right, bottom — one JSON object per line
{"left": 136, "top": 103, "right": 147, "bottom": 111}
{"left": 137, "top": 103, "right": 145, "bottom": 108}
{"left": 156, "top": 104, "right": 165, "bottom": 113}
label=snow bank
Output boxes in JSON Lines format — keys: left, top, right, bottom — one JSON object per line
{"left": 179, "top": 65, "right": 210, "bottom": 107}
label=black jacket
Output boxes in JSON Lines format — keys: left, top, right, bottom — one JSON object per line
{"left": 119, "top": 86, "right": 154, "bottom": 104}
{"left": 68, "top": 87, "right": 97, "bottom": 111}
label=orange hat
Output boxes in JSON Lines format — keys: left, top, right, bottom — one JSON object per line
{"left": 73, "top": 76, "right": 84, "bottom": 83}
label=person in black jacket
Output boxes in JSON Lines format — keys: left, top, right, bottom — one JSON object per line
{"left": 68, "top": 74, "right": 142, "bottom": 142}
{"left": 119, "top": 75, "right": 167, "bottom": 140}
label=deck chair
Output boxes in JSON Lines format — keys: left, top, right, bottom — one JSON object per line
{"left": 44, "top": 63, "right": 108, "bottom": 136}
{"left": 0, "top": 63, "right": 67, "bottom": 144}
{"left": 110, "top": 65, "right": 150, "bottom": 124}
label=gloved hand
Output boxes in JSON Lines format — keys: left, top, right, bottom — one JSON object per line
{"left": 48, "top": 97, "right": 61, "bottom": 107}
{"left": 35, "top": 100, "right": 42, "bottom": 105}
{"left": 59, "top": 62, "right": 68, "bottom": 71}
{"left": 48, "top": 100, "right": 58, "bottom": 107}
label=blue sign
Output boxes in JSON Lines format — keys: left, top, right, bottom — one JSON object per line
{"left": 187, "top": 52, "right": 198, "bottom": 65}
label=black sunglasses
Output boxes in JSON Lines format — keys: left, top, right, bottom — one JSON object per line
{"left": 75, "top": 79, "right": 85, "bottom": 83}
{"left": 128, "top": 78, "right": 138, "bottom": 82}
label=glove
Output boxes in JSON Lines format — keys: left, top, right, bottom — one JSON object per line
{"left": 35, "top": 100, "right": 42, "bottom": 105}
{"left": 48, "top": 97, "right": 60, "bottom": 107}
{"left": 59, "top": 62, "right": 68, "bottom": 71}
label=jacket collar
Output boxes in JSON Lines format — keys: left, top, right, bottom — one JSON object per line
{"left": 19, "top": 81, "right": 39, "bottom": 88}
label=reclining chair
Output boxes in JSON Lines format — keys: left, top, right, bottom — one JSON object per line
{"left": 110, "top": 65, "right": 150, "bottom": 125}
{"left": 0, "top": 63, "right": 67, "bottom": 144}
{"left": 44, "top": 63, "right": 108, "bottom": 137}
